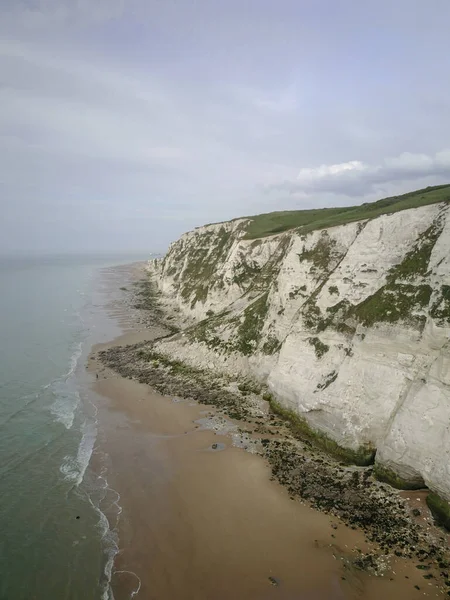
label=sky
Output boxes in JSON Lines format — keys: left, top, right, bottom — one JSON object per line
{"left": 1, "top": 0, "right": 450, "bottom": 254}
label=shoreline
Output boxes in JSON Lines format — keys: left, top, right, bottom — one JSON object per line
{"left": 89, "top": 266, "right": 450, "bottom": 599}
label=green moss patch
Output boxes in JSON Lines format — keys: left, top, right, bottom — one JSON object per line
{"left": 268, "top": 398, "right": 375, "bottom": 466}
{"left": 388, "top": 222, "right": 442, "bottom": 280}
{"left": 374, "top": 464, "right": 425, "bottom": 490}
{"left": 188, "top": 291, "right": 274, "bottom": 356}
{"left": 343, "top": 218, "right": 441, "bottom": 328}
{"left": 234, "top": 292, "right": 269, "bottom": 356}
{"left": 302, "top": 296, "right": 352, "bottom": 334}
{"left": 352, "top": 283, "right": 432, "bottom": 327}
{"left": 231, "top": 260, "right": 262, "bottom": 287}
{"left": 302, "top": 297, "right": 324, "bottom": 330}
{"left": 308, "top": 336, "right": 329, "bottom": 359}
{"left": 237, "top": 380, "right": 262, "bottom": 395}
{"left": 298, "top": 232, "right": 338, "bottom": 273}
{"left": 430, "top": 285, "right": 450, "bottom": 326}
{"left": 289, "top": 285, "right": 307, "bottom": 300}
{"left": 426, "top": 492, "right": 450, "bottom": 531}
{"left": 262, "top": 335, "right": 282, "bottom": 355}
{"left": 185, "top": 310, "right": 231, "bottom": 351}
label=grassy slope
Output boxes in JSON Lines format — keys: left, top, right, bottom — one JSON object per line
{"left": 243, "top": 184, "right": 450, "bottom": 239}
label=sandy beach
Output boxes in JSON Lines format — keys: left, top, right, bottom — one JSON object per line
{"left": 87, "top": 264, "right": 448, "bottom": 600}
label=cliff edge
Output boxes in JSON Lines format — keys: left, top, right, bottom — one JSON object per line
{"left": 148, "top": 185, "right": 450, "bottom": 523}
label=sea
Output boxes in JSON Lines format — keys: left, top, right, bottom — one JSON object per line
{"left": 0, "top": 254, "right": 149, "bottom": 600}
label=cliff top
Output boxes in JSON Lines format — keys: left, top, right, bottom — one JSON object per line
{"left": 241, "top": 184, "right": 450, "bottom": 239}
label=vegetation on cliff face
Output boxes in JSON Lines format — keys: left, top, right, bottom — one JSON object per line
{"left": 388, "top": 220, "right": 443, "bottom": 280}
{"left": 188, "top": 292, "right": 272, "bottom": 356}
{"left": 426, "top": 492, "right": 450, "bottom": 530}
{"left": 234, "top": 292, "right": 270, "bottom": 355}
{"left": 374, "top": 464, "right": 425, "bottom": 490}
{"left": 182, "top": 233, "right": 292, "bottom": 353}
{"left": 351, "top": 283, "right": 432, "bottom": 328}
{"left": 185, "top": 309, "right": 231, "bottom": 351}
{"left": 298, "top": 231, "right": 341, "bottom": 275}
{"left": 178, "top": 227, "right": 235, "bottom": 307}
{"left": 300, "top": 214, "right": 444, "bottom": 333}
{"left": 231, "top": 259, "right": 262, "bottom": 287}
{"left": 242, "top": 184, "right": 450, "bottom": 239}
{"left": 261, "top": 334, "right": 282, "bottom": 355}
{"left": 308, "top": 336, "right": 329, "bottom": 359}
{"left": 339, "top": 216, "right": 442, "bottom": 328}
{"left": 161, "top": 225, "right": 241, "bottom": 308}
{"left": 247, "top": 234, "right": 291, "bottom": 292}
{"left": 430, "top": 285, "right": 450, "bottom": 326}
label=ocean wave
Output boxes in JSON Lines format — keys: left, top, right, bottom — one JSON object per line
{"left": 49, "top": 340, "right": 84, "bottom": 429}
{"left": 59, "top": 420, "right": 97, "bottom": 486}
{"left": 114, "top": 571, "right": 142, "bottom": 599}
{"left": 50, "top": 386, "right": 79, "bottom": 429}
{"left": 100, "top": 521, "right": 119, "bottom": 600}
{"left": 66, "top": 340, "right": 84, "bottom": 379}
{"left": 82, "top": 471, "right": 121, "bottom": 600}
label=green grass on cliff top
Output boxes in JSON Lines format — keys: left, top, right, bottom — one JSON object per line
{"left": 241, "top": 184, "right": 450, "bottom": 239}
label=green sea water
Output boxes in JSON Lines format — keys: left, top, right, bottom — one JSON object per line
{"left": 0, "top": 254, "right": 148, "bottom": 600}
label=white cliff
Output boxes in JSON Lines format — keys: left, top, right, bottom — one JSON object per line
{"left": 148, "top": 190, "right": 450, "bottom": 510}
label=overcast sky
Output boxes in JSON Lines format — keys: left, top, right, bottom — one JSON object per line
{"left": 1, "top": 1, "right": 450, "bottom": 254}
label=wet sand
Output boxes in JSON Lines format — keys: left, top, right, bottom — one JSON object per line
{"left": 87, "top": 264, "right": 446, "bottom": 600}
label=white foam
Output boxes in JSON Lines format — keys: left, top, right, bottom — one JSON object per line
{"left": 67, "top": 340, "right": 83, "bottom": 378}
{"left": 85, "top": 480, "right": 120, "bottom": 600}
{"left": 50, "top": 388, "right": 78, "bottom": 429}
{"left": 114, "top": 571, "right": 142, "bottom": 599}
{"left": 78, "top": 453, "right": 124, "bottom": 600}
{"left": 59, "top": 420, "right": 97, "bottom": 486}
{"left": 50, "top": 341, "right": 83, "bottom": 429}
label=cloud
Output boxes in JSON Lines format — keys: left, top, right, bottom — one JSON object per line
{"left": 0, "top": 40, "right": 189, "bottom": 168}
{"left": 2, "top": 0, "right": 128, "bottom": 27}
{"left": 1, "top": 1, "right": 450, "bottom": 253}
{"left": 267, "top": 151, "right": 450, "bottom": 197}
{"left": 230, "top": 84, "right": 299, "bottom": 114}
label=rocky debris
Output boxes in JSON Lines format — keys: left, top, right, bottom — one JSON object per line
{"left": 121, "top": 276, "right": 183, "bottom": 334}
{"left": 196, "top": 414, "right": 238, "bottom": 435}
{"left": 263, "top": 437, "right": 449, "bottom": 577}
{"left": 99, "top": 342, "right": 255, "bottom": 421}
{"left": 230, "top": 431, "right": 260, "bottom": 454}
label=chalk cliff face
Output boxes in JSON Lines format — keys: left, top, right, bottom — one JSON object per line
{"left": 148, "top": 200, "right": 450, "bottom": 504}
